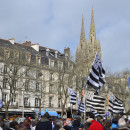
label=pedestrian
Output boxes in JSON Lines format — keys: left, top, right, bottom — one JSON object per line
{"left": 9, "top": 121, "right": 18, "bottom": 130}
{"left": 35, "top": 112, "right": 52, "bottom": 130}
{"left": 63, "top": 118, "right": 72, "bottom": 130}
{"left": 22, "top": 119, "right": 31, "bottom": 130}
{"left": 16, "top": 125, "right": 27, "bottom": 130}
{"left": 118, "top": 118, "right": 129, "bottom": 130}
{"left": 53, "top": 120, "right": 65, "bottom": 130}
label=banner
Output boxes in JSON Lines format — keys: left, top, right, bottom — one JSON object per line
{"left": 128, "top": 77, "right": 130, "bottom": 104}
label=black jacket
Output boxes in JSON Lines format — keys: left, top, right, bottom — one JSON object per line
{"left": 35, "top": 117, "right": 52, "bottom": 130}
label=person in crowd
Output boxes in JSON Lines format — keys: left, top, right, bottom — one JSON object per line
{"left": 102, "top": 119, "right": 111, "bottom": 130}
{"left": 0, "top": 116, "right": 5, "bottom": 130}
{"left": 71, "top": 119, "right": 80, "bottom": 130}
{"left": 125, "top": 118, "right": 130, "bottom": 129}
{"left": 118, "top": 118, "right": 129, "bottom": 130}
{"left": 32, "top": 119, "right": 39, "bottom": 130}
{"left": 111, "top": 117, "right": 118, "bottom": 130}
{"left": 35, "top": 112, "right": 52, "bottom": 130}
{"left": 53, "top": 120, "right": 65, "bottom": 130}
{"left": 86, "top": 115, "right": 103, "bottom": 130}
{"left": 83, "top": 122, "right": 92, "bottom": 130}
{"left": 63, "top": 118, "right": 72, "bottom": 130}
{"left": 9, "top": 121, "right": 18, "bottom": 130}
{"left": 16, "top": 125, "right": 27, "bottom": 130}
{"left": 22, "top": 119, "right": 31, "bottom": 130}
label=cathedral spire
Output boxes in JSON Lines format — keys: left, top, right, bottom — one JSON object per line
{"left": 80, "top": 14, "right": 86, "bottom": 48}
{"left": 89, "top": 8, "right": 96, "bottom": 40}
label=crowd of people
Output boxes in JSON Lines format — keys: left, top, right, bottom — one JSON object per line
{"left": 0, "top": 112, "right": 130, "bottom": 130}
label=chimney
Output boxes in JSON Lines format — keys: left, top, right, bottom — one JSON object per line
{"left": 31, "top": 43, "right": 39, "bottom": 52}
{"left": 9, "top": 38, "right": 15, "bottom": 44}
{"left": 64, "top": 47, "right": 70, "bottom": 60}
{"left": 55, "top": 51, "right": 58, "bottom": 58}
{"left": 46, "top": 48, "right": 50, "bottom": 56}
{"left": 23, "top": 41, "right": 31, "bottom": 46}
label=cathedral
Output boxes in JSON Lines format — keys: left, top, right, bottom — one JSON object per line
{"left": 75, "top": 9, "right": 101, "bottom": 78}
{"left": 75, "top": 9, "right": 130, "bottom": 113}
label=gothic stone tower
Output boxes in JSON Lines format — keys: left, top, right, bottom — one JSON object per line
{"left": 75, "top": 9, "right": 101, "bottom": 78}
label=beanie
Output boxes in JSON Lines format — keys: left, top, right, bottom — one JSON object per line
{"left": 89, "top": 121, "right": 103, "bottom": 130}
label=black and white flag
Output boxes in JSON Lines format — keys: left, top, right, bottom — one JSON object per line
{"left": 68, "top": 87, "right": 77, "bottom": 105}
{"left": 90, "top": 108, "right": 99, "bottom": 117}
{"left": 87, "top": 52, "right": 106, "bottom": 92}
{"left": 108, "top": 92, "right": 124, "bottom": 114}
{"left": 86, "top": 91, "right": 105, "bottom": 114}
{"left": 77, "top": 99, "right": 86, "bottom": 113}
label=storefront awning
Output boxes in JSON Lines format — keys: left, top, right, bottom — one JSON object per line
{"left": 48, "top": 111, "right": 58, "bottom": 116}
{"left": 41, "top": 111, "right": 45, "bottom": 115}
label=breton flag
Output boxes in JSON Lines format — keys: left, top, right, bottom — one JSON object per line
{"left": 68, "top": 87, "right": 77, "bottom": 105}
{"left": 77, "top": 99, "right": 86, "bottom": 113}
{"left": 90, "top": 108, "right": 99, "bottom": 117}
{"left": 86, "top": 91, "right": 105, "bottom": 114}
{"left": 87, "top": 52, "right": 106, "bottom": 92}
{"left": 108, "top": 92, "right": 124, "bottom": 114}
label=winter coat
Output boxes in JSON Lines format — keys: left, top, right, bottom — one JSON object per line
{"left": 35, "top": 117, "right": 52, "bottom": 130}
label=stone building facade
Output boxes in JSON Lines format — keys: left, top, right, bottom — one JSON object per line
{"left": 0, "top": 39, "right": 76, "bottom": 117}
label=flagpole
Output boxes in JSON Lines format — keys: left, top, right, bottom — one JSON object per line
{"left": 106, "top": 90, "right": 110, "bottom": 119}
{"left": 71, "top": 104, "right": 73, "bottom": 118}
{"left": 84, "top": 91, "right": 86, "bottom": 123}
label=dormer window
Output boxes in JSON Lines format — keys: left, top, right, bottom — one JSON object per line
{"left": 4, "top": 51, "right": 9, "bottom": 60}
{"left": 37, "top": 57, "right": 41, "bottom": 65}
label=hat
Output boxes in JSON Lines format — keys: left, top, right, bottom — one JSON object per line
{"left": 89, "top": 121, "right": 103, "bottom": 130}
{"left": 86, "top": 118, "right": 93, "bottom": 122}
{"left": 118, "top": 118, "right": 126, "bottom": 127}
{"left": 66, "top": 118, "right": 71, "bottom": 121}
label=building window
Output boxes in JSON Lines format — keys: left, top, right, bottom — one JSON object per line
{"left": 58, "top": 62, "right": 63, "bottom": 70}
{"left": 49, "top": 97, "right": 52, "bottom": 107}
{"left": 4, "top": 65, "right": 7, "bottom": 74}
{"left": 27, "top": 57, "right": 30, "bottom": 64}
{"left": 49, "top": 84, "right": 52, "bottom": 93}
{"left": 3, "top": 94, "right": 7, "bottom": 101}
{"left": 14, "top": 80, "right": 16, "bottom": 89}
{"left": 3, "top": 78, "right": 8, "bottom": 88}
{"left": 37, "top": 58, "right": 41, "bottom": 65}
{"left": 58, "top": 86, "right": 61, "bottom": 94}
{"left": 24, "top": 97, "right": 29, "bottom": 106}
{"left": 50, "top": 60, "right": 54, "bottom": 68}
{"left": 14, "top": 67, "right": 17, "bottom": 73}
{"left": 25, "top": 81, "right": 29, "bottom": 90}
{"left": 35, "top": 98, "right": 39, "bottom": 107}
{"left": 49, "top": 73, "right": 53, "bottom": 81}
{"left": 36, "top": 83, "right": 39, "bottom": 91}
{"left": 12, "top": 95, "right": 16, "bottom": 105}
{"left": 25, "top": 69, "right": 29, "bottom": 77}
{"left": 4, "top": 51, "right": 9, "bottom": 60}
{"left": 58, "top": 98, "right": 61, "bottom": 108}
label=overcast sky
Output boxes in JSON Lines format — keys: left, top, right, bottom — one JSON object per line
{"left": 0, "top": 0, "right": 130, "bottom": 73}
